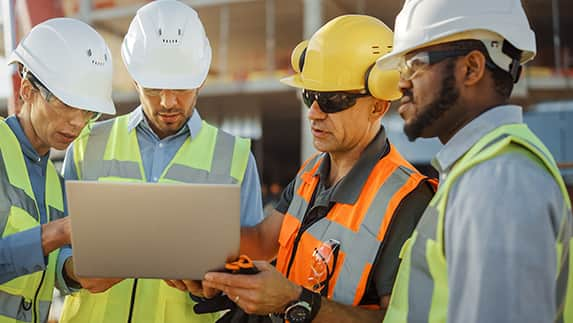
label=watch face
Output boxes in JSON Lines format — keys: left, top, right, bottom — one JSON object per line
{"left": 286, "top": 304, "right": 311, "bottom": 323}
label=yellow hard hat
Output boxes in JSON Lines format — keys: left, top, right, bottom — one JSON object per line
{"left": 281, "top": 15, "right": 401, "bottom": 101}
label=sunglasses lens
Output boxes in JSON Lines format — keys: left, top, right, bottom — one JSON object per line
{"left": 302, "top": 90, "right": 361, "bottom": 113}
{"left": 321, "top": 94, "right": 356, "bottom": 113}
{"left": 302, "top": 90, "right": 314, "bottom": 108}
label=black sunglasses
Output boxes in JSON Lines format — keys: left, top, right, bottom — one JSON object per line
{"left": 302, "top": 89, "right": 369, "bottom": 114}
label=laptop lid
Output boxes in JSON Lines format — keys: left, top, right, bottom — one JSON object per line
{"left": 66, "top": 180, "right": 240, "bottom": 280}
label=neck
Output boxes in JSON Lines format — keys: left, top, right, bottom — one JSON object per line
{"left": 439, "top": 96, "right": 507, "bottom": 144}
{"left": 17, "top": 107, "right": 50, "bottom": 156}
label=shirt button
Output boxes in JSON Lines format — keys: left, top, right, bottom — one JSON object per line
{"left": 152, "top": 177, "right": 158, "bottom": 182}
{"left": 158, "top": 143, "right": 163, "bottom": 148}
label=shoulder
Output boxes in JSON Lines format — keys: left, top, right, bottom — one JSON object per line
{"left": 448, "top": 151, "right": 564, "bottom": 232}
{"left": 453, "top": 151, "right": 560, "bottom": 199}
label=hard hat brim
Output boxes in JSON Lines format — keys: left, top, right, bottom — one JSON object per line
{"left": 280, "top": 74, "right": 306, "bottom": 90}
{"left": 9, "top": 51, "right": 116, "bottom": 115}
{"left": 280, "top": 74, "right": 365, "bottom": 93}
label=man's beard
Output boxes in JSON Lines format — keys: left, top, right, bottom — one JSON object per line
{"left": 404, "top": 60, "right": 460, "bottom": 141}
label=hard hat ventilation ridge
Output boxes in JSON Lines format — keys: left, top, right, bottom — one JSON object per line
{"left": 86, "top": 49, "right": 108, "bottom": 66}
{"left": 371, "top": 46, "right": 381, "bottom": 55}
{"left": 158, "top": 27, "right": 183, "bottom": 46}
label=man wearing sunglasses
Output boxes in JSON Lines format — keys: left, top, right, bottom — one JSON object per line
{"left": 376, "top": 0, "right": 572, "bottom": 322}
{"left": 187, "top": 15, "right": 436, "bottom": 323}
{"left": 0, "top": 18, "right": 115, "bottom": 322}
{"left": 58, "top": 1, "right": 264, "bottom": 322}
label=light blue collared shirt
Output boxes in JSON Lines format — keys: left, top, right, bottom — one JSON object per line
{"left": 1, "top": 116, "right": 67, "bottom": 285}
{"left": 431, "top": 105, "right": 567, "bottom": 323}
{"left": 59, "top": 107, "right": 264, "bottom": 292}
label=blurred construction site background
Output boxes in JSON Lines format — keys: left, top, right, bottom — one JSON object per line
{"left": 1, "top": 0, "right": 572, "bottom": 208}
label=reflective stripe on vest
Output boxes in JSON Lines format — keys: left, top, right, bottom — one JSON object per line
{"left": 74, "top": 115, "right": 250, "bottom": 184}
{"left": 0, "top": 120, "right": 63, "bottom": 323}
{"left": 384, "top": 123, "right": 573, "bottom": 323}
{"left": 61, "top": 113, "right": 250, "bottom": 323}
{"left": 276, "top": 144, "right": 429, "bottom": 306}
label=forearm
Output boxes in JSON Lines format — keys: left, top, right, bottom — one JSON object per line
{"left": 313, "top": 298, "right": 385, "bottom": 323}
{"left": 55, "top": 248, "right": 81, "bottom": 294}
{"left": 240, "top": 225, "right": 278, "bottom": 260}
{"left": 239, "top": 210, "right": 282, "bottom": 260}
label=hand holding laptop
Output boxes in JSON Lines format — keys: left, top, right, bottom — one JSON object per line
{"left": 64, "top": 256, "right": 123, "bottom": 293}
{"left": 66, "top": 181, "right": 241, "bottom": 280}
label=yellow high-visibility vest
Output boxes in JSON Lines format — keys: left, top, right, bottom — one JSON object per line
{"left": 0, "top": 120, "right": 64, "bottom": 323}
{"left": 61, "top": 114, "right": 250, "bottom": 323}
{"left": 384, "top": 123, "right": 573, "bottom": 323}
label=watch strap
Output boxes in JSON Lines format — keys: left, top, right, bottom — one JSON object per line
{"left": 300, "top": 287, "right": 321, "bottom": 322}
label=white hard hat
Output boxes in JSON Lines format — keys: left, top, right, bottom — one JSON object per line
{"left": 9, "top": 18, "right": 115, "bottom": 115}
{"left": 377, "top": 0, "right": 536, "bottom": 76}
{"left": 121, "top": 0, "right": 212, "bottom": 90}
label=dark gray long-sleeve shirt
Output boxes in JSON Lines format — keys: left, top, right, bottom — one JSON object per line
{"left": 432, "top": 105, "right": 568, "bottom": 323}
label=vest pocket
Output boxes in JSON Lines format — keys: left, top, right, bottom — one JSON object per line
{"left": 276, "top": 215, "right": 300, "bottom": 273}
{"left": 0, "top": 291, "right": 33, "bottom": 322}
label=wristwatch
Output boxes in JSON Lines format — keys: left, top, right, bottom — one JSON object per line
{"left": 284, "top": 287, "right": 321, "bottom": 323}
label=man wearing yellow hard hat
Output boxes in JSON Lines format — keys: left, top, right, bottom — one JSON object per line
{"left": 180, "top": 15, "right": 436, "bottom": 323}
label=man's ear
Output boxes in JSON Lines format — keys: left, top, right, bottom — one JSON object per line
{"left": 371, "top": 99, "right": 390, "bottom": 119}
{"left": 19, "top": 79, "right": 33, "bottom": 102}
{"left": 462, "top": 50, "right": 486, "bottom": 86}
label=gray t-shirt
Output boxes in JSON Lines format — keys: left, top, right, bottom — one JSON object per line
{"left": 276, "top": 128, "right": 434, "bottom": 305}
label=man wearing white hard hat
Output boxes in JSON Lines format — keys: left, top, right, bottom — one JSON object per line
{"left": 59, "top": 1, "right": 264, "bottom": 322}
{"left": 376, "top": 0, "right": 572, "bottom": 322}
{"left": 0, "top": 18, "right": 115, "bottom": 323}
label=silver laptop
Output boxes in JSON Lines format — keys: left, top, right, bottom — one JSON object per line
{"left": 66, "top": 181, "right": 240, "bottom": 280}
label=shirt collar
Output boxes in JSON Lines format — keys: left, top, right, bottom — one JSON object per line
{"left": 314, "top": 126, "right": 389, "bottom": 205}
{"left": 432, "top": 105, "right": 523, "bottom": 177}
{"left": 127, "top": 105, "right": 203, "bottom": 140}
{"left": 5, "top": 115, "right": 49, "bottom": 163}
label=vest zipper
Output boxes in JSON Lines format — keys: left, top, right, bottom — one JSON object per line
{"left": 127, "top": 278, "right": 138, "bottom": 323}
{"left": 285, "top": 192, "right": 330, "bottom": 278}
{"left": 32, "top": 269, "right": 47, "bottom": 323}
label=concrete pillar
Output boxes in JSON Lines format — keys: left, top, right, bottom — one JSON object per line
{"left": 219, "top": 5, "right": 230, "bottom": 77}
{"left": 300, "top": 0, "right": 322, "bottom": 163}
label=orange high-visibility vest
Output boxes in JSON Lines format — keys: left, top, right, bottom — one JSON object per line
{"left": 276, "top": 143, "right": 434, "bottom": 307}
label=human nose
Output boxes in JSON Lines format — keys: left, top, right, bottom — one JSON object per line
{"left": 68, "top": 109, "right": 89, "bottom": 129}
{"left": 307, "top": 100, "right": 326, "bottom": 121}
{"left": 398, "top": 78, "right": 413, "bottom": 95}
{"left": 160, "top": 90, "right": 177, "bottom": 109}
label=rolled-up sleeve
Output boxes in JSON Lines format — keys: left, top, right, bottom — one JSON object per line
{"left": 239, "top": 153, "right": 264, "bottom": 227}
{"left": 0, "top": 226, "right": 46, "bottom": 284}
{"left": 55, "top": 246, "right": 80, "bottom": 295}
{"left": 446, "top": 153, "right": 563, "bottom": 323}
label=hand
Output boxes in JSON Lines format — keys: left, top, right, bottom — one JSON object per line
{"left": 202, "top": 261, "right": 301, "bottom": 315}
{"left": 64, "top": 257, "right": 122, "bottom": 293}
{"left": 76, "top": 277, "right": 123, "bottom": 293}
{"left": 163, "top": 279, "right": 221, "bottom": 298}
{"left": 41, "top": 217, "right": 72, "bottom": 255}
